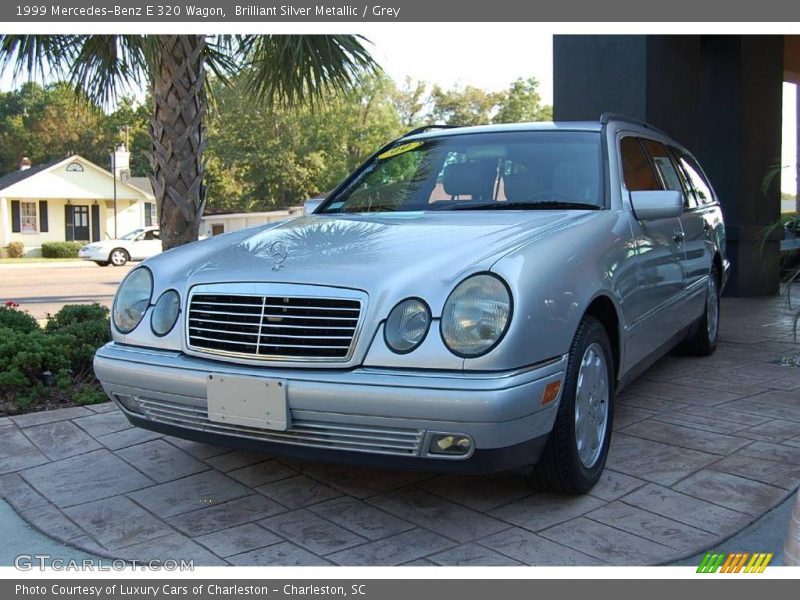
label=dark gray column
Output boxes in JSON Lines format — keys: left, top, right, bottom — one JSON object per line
{"left": 554, "top": 34, "right": 784, "bottom": 296}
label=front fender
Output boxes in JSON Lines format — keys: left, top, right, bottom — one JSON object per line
{"left": 464, "top": 210, "right": 635, "bottom": 371}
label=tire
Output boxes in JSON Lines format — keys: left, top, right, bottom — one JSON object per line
{"left": 93, "top": 260, "right": 110, "bottom": 267}
{"left": 680, "top": 266, "right": 720, "bottom": 356}
{"left": 528, "top": 315, "right": 614, "bottom": 494}
{"left": 109, "top": 248, "right": 129, "bottom": 267}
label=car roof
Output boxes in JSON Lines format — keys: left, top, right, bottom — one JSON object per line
{"left": 403, "top": 121, "right": 603, "bottom": 141}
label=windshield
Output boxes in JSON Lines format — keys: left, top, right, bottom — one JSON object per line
{"left": 320, "top": 131, "right": 603, "bottom": 213}
{"left": 119, "top": 229, "right": 144, "bottom": 240}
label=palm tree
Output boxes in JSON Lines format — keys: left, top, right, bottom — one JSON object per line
{"left": 0, "top": 35, "right": 376, "bottom": 249}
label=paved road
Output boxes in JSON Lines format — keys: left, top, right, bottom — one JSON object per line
{"left": 0, "top": 263, "right": 133, "bottom": 319}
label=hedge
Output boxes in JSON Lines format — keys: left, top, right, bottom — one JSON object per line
{"left": 0, "top": 303, "right": 111, "bottom": 413}
{"left": 41, "top": 241, "right": 84, "bottom": 259}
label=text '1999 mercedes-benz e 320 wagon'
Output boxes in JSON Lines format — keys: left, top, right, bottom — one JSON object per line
{"left": 94, "top": 114, "right": 728, "bottom": 493}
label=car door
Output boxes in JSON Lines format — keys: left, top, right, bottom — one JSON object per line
{"left": 619, "top": 135, "right": 686, "bottom": 367}
{"left": 671, "top": 147, "right": 719, "bottom": 297}
{"left": 131, "top": 230, "right": 162, "bottom": 260}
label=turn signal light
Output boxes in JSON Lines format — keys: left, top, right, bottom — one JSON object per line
{"left": 541, "top": 381, "right": 561, "bottom": 405}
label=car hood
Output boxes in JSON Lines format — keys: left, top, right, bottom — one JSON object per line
{"left": 167, "top": 211, "right": 591, "bottom": 302}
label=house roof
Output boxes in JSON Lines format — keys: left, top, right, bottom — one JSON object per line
{"left": 0, "top": 154, "right": 154, "bottom": 200}
{"left": 0, "top": 158, "right": 64, "bottom": 192}
{"left": 128, "top": 176, "right": 154, "bottom": 196}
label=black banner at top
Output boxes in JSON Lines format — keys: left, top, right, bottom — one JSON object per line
{"left": 1, "top": 0, "right": 799, "bottom": 22}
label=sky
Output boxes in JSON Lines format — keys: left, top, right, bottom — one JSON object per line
{"left": 0, "top": 30, "right": 795, "bottom": 194}
{"left": 363, "top": 28, "right": 554, "bottom": 100}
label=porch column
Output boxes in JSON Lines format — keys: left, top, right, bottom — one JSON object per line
{"left": 0, "top": 197, "right": 9, "bottom": 247}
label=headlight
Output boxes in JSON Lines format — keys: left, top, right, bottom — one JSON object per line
{"left": 441, "top": 274, "right": 512, "bottom": 357}
{"left": 112, "top": 267, "right": 153, "bottom": 333}
{"left": 150, "top": 290, "right": 181, "bottom": 336}
{"left": 384, "top": 298, "right": 431, "bottom": 354}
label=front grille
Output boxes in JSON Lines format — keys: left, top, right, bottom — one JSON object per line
{"left": 188, "top": 293, "right": 362, "bottom": 361}
{"left": 132, "top": 396, "right": 422, "bottom": 456}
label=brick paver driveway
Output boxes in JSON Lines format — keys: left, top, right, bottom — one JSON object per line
{"left": 2, "top": 295, "right": 799, "bottom": 566}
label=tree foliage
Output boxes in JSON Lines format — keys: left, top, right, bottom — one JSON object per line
{"left": 205, "top": 72, "right": 404, "bottom": 212}
{"left": 0, "top": 74, "right": 553, "bottom": 214}
{"left": 0, "top": 81, "right": 149, "bottom": 175}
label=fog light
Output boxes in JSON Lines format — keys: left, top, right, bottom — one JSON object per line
{"left": 113, "top": 393, "right": 142, "bottom": 414}
{"left": 429, "top": 434, "right": 472, "bottom": 456}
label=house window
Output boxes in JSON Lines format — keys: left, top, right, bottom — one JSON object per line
{"left": 20, "top": 202, "right": 37, "bottom": 233}
{"left": 144, "top": 203, "right": 158, "bottom": 227}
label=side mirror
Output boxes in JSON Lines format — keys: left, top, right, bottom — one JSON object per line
{"left": 630, "top": 190, "right": 683, "bottom": 221}
{"left": 304, "top": 197, "right": 324, "bottom": 215}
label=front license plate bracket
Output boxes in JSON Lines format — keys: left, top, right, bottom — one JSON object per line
{"left": 206, "top": 374, "right": 290, "bottom": 431}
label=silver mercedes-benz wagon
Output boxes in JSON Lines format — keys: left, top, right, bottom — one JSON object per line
{"left": 94, "top": 114, "right": 728, "bottom": 493}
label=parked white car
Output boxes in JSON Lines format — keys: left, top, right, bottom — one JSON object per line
{"left": 78, "top": 227, "right": 162, "bottom": 266}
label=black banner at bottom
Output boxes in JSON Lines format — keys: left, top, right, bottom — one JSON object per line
{"left": 3, "top": 579, "right": 798, "bottom": 600}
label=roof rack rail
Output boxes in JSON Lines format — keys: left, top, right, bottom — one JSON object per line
{"left": 402, "top": 124, "right": 462, "bottom": 137}
{"left": 600, "top": 112, "right": 668, "bottom": 136}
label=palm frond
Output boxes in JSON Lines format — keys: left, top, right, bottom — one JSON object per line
{"left": 0, "top": 35, "right": 74, "bottom": 82}
{"left": 204, "top": 35, "right": 238, "bottom": 86}
{"left": 66, "top": 35, "right": 151, "bottom": 105}
{"left": 237, "top": 35, "right": 379, "bottom": 108}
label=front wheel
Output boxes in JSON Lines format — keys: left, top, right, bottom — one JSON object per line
{"left": 109, "top": 248, "right": 129, "bottom": 267}
{"left": 528, "top": 315, "right": 614, "bottom": 494}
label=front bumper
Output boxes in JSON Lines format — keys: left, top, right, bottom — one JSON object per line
{"left": 93, "top": 343, "right": 565, "bottom": 474}
{"left": 78, "top": 247, "right": 107, "bottom": 261}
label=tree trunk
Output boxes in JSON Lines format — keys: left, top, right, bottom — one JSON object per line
{"left": 148, "top": 35, "right": 207, "bottom": 250}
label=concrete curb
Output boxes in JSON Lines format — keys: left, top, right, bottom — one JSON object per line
{"left": 0, "top": 261, "right": 96, "bottom": 270}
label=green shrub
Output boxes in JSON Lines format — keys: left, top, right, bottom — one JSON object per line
{"left": 71, "top": 384, "right": 107, "bottom": 406}
{"left": 46, "top": 304, "right": 111, "bottom": 375}
{"left": 0, "top": 304, "right": 39, "bottom": 333}
{"left": 46, "top": 303, "right": 109, "bottom": 331}
{"left": 0, "top": 303, "right": 111, "bottom": 415}
{"left": 41, "top": 241, "right": 83, "bottom": 258}
{"left": 5, "top": 241, "right": 25, "bottom": 258}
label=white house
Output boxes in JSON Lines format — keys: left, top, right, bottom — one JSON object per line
{"left": 0, "top": 149, "right": 156, "bottom": 257}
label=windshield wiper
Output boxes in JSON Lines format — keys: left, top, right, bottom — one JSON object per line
{"left": 447, "top": 200, "right": 602, "bottom": 211}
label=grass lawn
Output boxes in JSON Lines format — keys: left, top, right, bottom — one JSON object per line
{"left": 0, "top": 257, "right": 83, "bottom": 264}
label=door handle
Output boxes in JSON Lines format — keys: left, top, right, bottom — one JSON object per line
{"left": 673, "top": 230, "right": 685, "bottom": 243}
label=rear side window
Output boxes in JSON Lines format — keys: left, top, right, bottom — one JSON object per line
{"left": 620, "top": 137, "right": 660, "bottom": 191}
{"left": 641, "top": 139, "right": 684, "bottom": 194}
{"left": 673, "top": 149, "right": 716, "bottom": 206}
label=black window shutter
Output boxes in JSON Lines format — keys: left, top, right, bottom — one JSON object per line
{"left": 64, "top": 205, "right": 74, "bottom": 241}
{"left": 144, "top": 203, "right": 153, "bottom": 227}
{"left": 91, "top": 204, "right": 100, "bottom": 242}
{"left": 11, "top": 201, "right": 21, "bottom": 232}
{"left": 39, "top": 200, "right": 48, "bottom": 232}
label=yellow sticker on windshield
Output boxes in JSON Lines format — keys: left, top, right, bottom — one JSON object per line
{"left": 377, "top": 141, "right": 423, "bottom": 160}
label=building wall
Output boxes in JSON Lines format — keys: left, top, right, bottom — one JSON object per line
{"left": 200, "top": 209, "right": 302, "bottom": 237}
{"left": 2, "top": 197, "right": 147, "bottom": 256}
